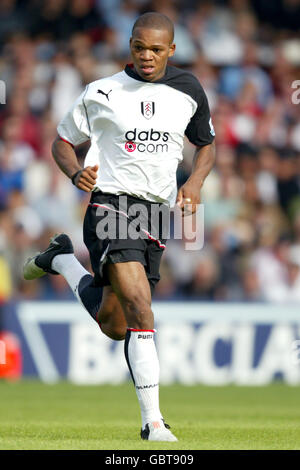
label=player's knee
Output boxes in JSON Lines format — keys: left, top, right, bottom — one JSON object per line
{"left": 121, "top": 290, "right": 150, "bottom": 313}
{"left": 120, "top": 297, "right": 152, "bottom": 330}
{"left": 123, "top": 295, "right": 150, "bottom": 316}
{"left": 100, "top": 321, "right": 126, "bottom": 341}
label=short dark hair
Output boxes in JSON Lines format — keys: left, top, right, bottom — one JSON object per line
{"left": 132, "top": 12, "right": 174, "bottom": 43}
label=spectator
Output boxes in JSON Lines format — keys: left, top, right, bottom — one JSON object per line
{"left": 0, "top": 0, "right": 299, "bottom": 303}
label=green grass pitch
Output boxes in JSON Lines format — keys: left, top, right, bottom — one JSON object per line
{"left": 0, "top": 381, "right": 300, "bottom": 450}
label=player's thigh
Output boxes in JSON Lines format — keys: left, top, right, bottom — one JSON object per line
{"left": 108, "top": 261, "right": 151, "bottom": 305}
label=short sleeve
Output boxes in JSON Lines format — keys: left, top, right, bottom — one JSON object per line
{"left": 57, "top": 86, "right": 91, "bottom": 146}
{"left": 185, "top": 84, "right": 215, "bottom": 147}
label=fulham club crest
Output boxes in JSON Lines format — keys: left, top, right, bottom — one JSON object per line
{"left": 141, "top": 101, "right": 155, "bottom": 120}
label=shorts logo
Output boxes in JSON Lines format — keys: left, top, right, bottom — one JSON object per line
{"left": 125, "top": 141, "right": 136, "bottom": 152}
{"left": 141, "top": 101, "right": 155, "bottom": 119}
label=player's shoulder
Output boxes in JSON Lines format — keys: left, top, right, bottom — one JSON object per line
{"left": 165, "top": 65, "right": 200, "bottom": 85}
{"left": 163, "top": 65, "right": 206, "bottom": 102}
{"left": 85, "top": 70, "right": 128, "bottom": 94}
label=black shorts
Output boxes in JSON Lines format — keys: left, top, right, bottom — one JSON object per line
{"left": 83, "top": 190, "right": 169, "bottom": 295}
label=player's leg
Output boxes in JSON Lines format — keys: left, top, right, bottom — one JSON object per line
{"left": 107, "top": 261, "right": 177, "bottom": 442}
{"left": 23, "top": 233, "right": 102, "bottom": 317}
{"left": 23, "top": 233, "right": 127, "bottom": 340}
{"left": 97, "top": 287, "right": 127, "bottom": 340}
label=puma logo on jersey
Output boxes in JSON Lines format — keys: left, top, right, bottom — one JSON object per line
{"left": 97, "top": 89, "right": 112, "bottom": 101}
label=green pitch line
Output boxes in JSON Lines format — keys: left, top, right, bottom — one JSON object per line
{"left": 0, "top": 381, "right": 300, "bottom": 450}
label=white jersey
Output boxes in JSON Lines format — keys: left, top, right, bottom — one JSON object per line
{"left": 57, "top": 64, "right": 215, "bottom": 207}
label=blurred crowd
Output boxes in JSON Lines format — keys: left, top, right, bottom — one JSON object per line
{"left": 0, "top": 0, "right": 300, "bottom": 306}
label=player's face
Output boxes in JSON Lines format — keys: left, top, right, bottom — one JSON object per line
{"left": 130, "top": 27, "right": 175, "bottom": 82}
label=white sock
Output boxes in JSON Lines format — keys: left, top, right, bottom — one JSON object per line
{"left": 51, "top": 254, "right": 89, "bottom": 301}
{"left": 125, "top": 329, "right": 163, "bottom": 430}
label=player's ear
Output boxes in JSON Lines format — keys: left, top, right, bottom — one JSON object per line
{"left": 168, "top": 43, "right": 176, "bottom": 58}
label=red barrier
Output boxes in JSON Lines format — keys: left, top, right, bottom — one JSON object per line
{"left": 0, "top": 331, "right": 22, "bottom": 380}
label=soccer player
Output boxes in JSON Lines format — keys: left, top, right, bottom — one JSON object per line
{"left": 23, "top": 12, "right": 215, "bottom": 441}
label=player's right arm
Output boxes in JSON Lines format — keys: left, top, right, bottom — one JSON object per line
{"left": 52, "top": 85, "right": 99, "bottom": 192}
{"left": 52, "top": 136, "right": 98, "bottom": 192}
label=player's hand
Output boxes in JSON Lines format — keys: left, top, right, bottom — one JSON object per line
{"left": 176, "top": 180, "right": 201, "bottom": 216}
{"left": 73, "top": 165, "right": 99, "bottom": 192}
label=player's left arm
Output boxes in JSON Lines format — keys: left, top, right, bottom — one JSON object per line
{"left": 176, "top": 141, "right": 215, "bottom": 214}
{"left": 177, "top": 75, "right": 216, "bottom": 215}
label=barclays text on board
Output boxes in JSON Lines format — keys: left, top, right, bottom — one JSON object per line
{"left": 7, "top": 302, "right": 300, "bottom": 385}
